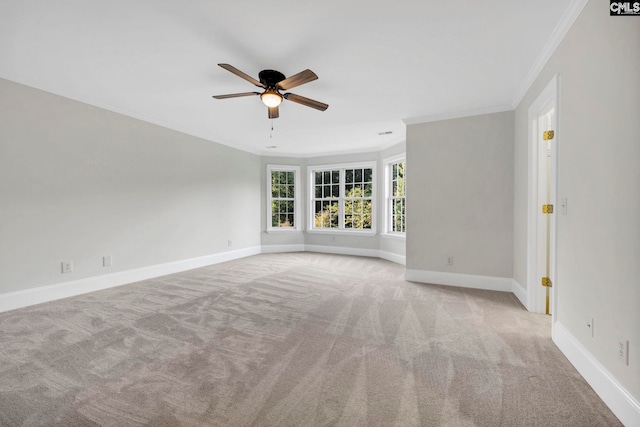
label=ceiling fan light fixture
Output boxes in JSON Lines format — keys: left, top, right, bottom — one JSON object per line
{"left": 213, "top": 64, "right": 328, "bottom": 118}
{"left": 260, "top": 89, "right": 283, "bottom": 107}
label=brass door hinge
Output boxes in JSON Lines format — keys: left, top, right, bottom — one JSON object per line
{"left": 541, "top": 277, "right": 553, "bottom": 287}
{"left": 542, "top": 204, "right": 554, "bottom": 214}
{"left": 543, "top": 130, "right": 555, "bottom": 141}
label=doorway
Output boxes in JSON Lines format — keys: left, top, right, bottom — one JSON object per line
{"left": 527, "top": 75, "right": 559, "bottom": 316}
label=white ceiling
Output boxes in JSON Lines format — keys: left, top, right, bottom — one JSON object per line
{"left": 0, "top": 0, "right": 577, "bottom": 157}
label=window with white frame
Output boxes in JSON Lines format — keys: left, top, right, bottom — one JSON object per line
{"left": 385, "top": 155, "right": 406, "bottom": 234}
{"left": 309, "top": 162, "right": 375, "bottom": 232}
{"left": 267, "top": 165, "right": 300, "bottom": 231}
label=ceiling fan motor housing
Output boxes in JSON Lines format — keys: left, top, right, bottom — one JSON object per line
{"left": 259, "top": 70, "right": 286, "bottom": 88}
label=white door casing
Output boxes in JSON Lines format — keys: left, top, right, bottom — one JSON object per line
{"left": 527, "top": 75, "right": 559, "bottom": 317}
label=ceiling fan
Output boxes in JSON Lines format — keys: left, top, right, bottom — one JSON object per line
{"left": 212, "top": 63, "right": 329, "bottom": 119}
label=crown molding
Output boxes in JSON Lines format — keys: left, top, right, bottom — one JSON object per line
{"left": 511, "top": 0, "right": 589, "bottom": 108}
{"left": 403, "top": 104, "right": 514, "bottom": 126}
{"left": 261, "top": 137, "right": 406, "bottom": 159}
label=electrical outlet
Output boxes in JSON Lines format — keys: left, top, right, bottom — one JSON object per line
{"left": 447, "top": 256, "right": 454, "bottom": 265}
{"left": 227, "top": 240, "right": 232, "bottom": 247}
{"left": 617, "top": 337, "right": 629, "bottom": 365}
{"left": 61, "top": 261, "right": 73, "bottom": 274}
{"left": 103, "top": 255, "right": 112, "bottom": 267}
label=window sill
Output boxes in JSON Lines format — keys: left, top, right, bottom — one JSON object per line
{"left": 306, "top": 229, "right": 377, "bottom": 237}
{"left": 266, "top": 228, "right": 303, "bottom": 234}
{"left": 380, "top": 232, "right": 406, "bottom": 241}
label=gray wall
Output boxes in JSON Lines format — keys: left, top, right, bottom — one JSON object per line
{"left": 513, "top": 0, "right": 639, "bottom": 399}
{"left": 0, "top": 78, "right": 261, "bottom": 294}
{"left": 406, "top": 111, "right": 514, "bottom": 278}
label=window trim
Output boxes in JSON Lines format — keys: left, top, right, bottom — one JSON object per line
{"left": 308, "top": 161, "right": 376, "bottom": 235}
{"left": 383, "top": 154, "right": 406, "bottom": 238}
{"left": 266, "top": 164, "right": 301, "bottom": 232}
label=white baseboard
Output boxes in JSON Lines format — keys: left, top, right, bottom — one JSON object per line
{"left": 553, "top": 321, "right": 640, "bottom": 427}
{"left": 263, "top": 244, "right": 406, "bottom": 265}
{"left": 511, "top": 279, "right": 528, "bottom": 309}
{"left": 0, "top": 246, "right": 261, "bottom": 313}
{"left": 304, "top": 244, "right": 380, "bottom": 258}
{"left": 260, "top": 244, "right": 305, "bottom": 254}
{"left": 0, "top": 245, "right": 407, "bottom": 313}
{"left": 378, "top": 250, "right": 406, "bottom": 266}
{"left": 404, "top": 269, "right": 512, "bottom": 292}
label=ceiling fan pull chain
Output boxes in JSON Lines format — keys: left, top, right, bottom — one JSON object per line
{"left": 270, "top": 120, "right": 274, "bottom": 138}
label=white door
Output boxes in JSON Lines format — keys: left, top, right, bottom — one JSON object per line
{"left": 527, "top": 75, "right": 559, "bottom": 316}
{"left": 536, "top": 105, "right": 556, "bottom": 315}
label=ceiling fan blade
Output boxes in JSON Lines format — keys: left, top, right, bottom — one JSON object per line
{"left": 268, "top": 106, "right": 279, "bottom": 119}
{"left": 283, "top": 93, "right": 328, "bottom": 111}
{"left": 218, "top": 64, "right": 265, "bottom": 88}
{"left": 276, "top": 69, "right": 318, "bottom": 90}
{"left": 212, "top": 92, "right": 260, "bottom": 99}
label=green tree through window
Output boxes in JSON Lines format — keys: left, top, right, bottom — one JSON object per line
{"left": 344, "top": 168, "right": 373, "bottom": 229}
{"left": 311, "top": 164, "right": 374, "bottom": 231}
{"left": 269, "top": 167, "right": 298, "bottom": 228}
{"left": 389, "top": 161, "right": 406, "bottom": 233}
{"left": 313, "top": 169, "right": 340, "bottom": 228}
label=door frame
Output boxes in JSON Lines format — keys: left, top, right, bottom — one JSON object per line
{"left": 527, "top": 75, "right": 559, "bottom": 317}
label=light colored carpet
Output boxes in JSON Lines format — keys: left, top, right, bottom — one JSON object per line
{"left": 0, "top": 253, "right": 621, "bottom": 426}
